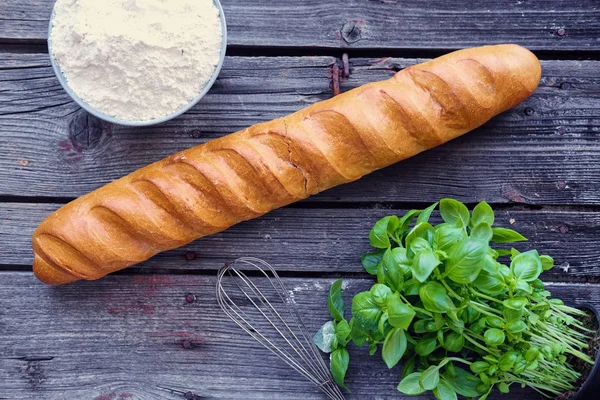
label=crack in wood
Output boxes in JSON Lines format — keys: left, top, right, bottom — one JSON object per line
{"left": 7, "top": 356, "right": 55, "bottom": 361}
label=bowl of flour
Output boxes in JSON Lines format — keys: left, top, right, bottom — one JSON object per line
{"left": 48, "top": 0, "right": 227, "bottom": 126}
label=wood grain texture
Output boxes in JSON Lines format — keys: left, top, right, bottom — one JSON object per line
{"left": 0, "top": 272, "right": 597, "bottom": 399}
{"left": 1, "top": 53, "right": 599, "bottom": 204}
{"left": 2, "top": 203, "right": 599, "bottom": 280}
{"left": 2, "top": 0, "right": 600, "bottom": 50}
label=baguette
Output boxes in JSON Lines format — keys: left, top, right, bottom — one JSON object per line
{"left": 33, "top": 44, "right": 542, "bottom": 284}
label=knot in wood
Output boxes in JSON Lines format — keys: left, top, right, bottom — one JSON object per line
{"left": 185, "top": 294, "right": 196, "bottom": 303}
{"left": 560, "top": 82, "right": 571, "bottom": 90}
{"left": 189, "top": 129, "right": 202, "bottom": 139}
{"left": 524, "top": 107, "right": 535, "bottom": 116}
{"left": 341, "top": 21, "right": 362, "bottom": 44}
{"left": 68, "top": 110, "right": 106, "bottom": 151}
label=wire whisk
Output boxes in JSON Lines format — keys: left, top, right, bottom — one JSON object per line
{"left": 216, "top": 257, "right": 346, "bottom": 400}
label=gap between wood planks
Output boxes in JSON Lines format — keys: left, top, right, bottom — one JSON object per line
{"left": 6, "top": 266, "right": 600, "bottom": 284}
{"left": 3, "top": 193, "right": 600, "bottom": 213}
{"left": 1, "top": 42, "right": 600, "bottom": 61}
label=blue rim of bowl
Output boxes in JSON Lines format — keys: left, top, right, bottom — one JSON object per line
{"left": 47, "top": 0, "right": 228, "bottom": 127}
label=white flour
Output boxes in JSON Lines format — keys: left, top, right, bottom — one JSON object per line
{"left": 50, "top": 0, "right": 222, "bottom": 121}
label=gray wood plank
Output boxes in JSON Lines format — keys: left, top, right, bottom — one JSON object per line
{"left": 1, "top": 53, "right": 599, "bottom": 205}
{"left": 2, "top": 202, "right": 599, "bottom": 280}
{"left": 0, "top": 272, "right": 597, "bottom": 399}
{"left": 1, "top": 0, "right": 599, "bottom": 50}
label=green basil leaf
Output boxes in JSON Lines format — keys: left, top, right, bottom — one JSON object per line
{"left": 503, "top": 296, "right": 528, "bottom": 310}
{"left": 470, "top": 361, "right": 490, "bottom": 374}
{"left": 471, "top": 201, "right": 494, "bottom": 227}
{"left": 510, "top": 247, "right": 521, "bottom": 258}
{"left": 540, "top": 255, "right": 554, "bottom": 271}
{"left": 482, "top": 253, "right": 499, "bottom": 273}
{"left": 327, "top": 279, "right": 344, "bottom": 321}
{"left": 382, "top": 327, "right": 407, "bottom": 369}
{"left": 379, "top": 248, "right": 405, "bottom": 292}
{"left": 434, "top": 313, "right": 446, "bottom": 330}
{"left": 445, "top": 238, "right": 487, "bottom": 284}
{"left": 485, "top": 315, "right": 504, "bottom": 329}
{"left": 335, "top": 319, "right": 351, "bottom": 346}
{"left": 406, "top": 222, "right": 435, "bottom": 252}
{"left": 419, "top": 281, "right": 454, "bottom": 313}
{"left": 483, "top": 328, "right": 505, "bottom": 346}
{"left": 552, "top": 342, "right": 564, "bottom": 357}
{"left": 361, "top": 250, "right": 385, "bottom": 275}
{"left": 369, "top": 215, "right": 399, "bottom": 249}
{"left": 417, "top": 202, "right": 439, "bottom": 224}
{"left": 330, "top": 348, "right": 350, "bottom": 390}
{"left": 525, "top": 347, "right": 540, "bottom": 362}
{"left": 434, "top": 379, "right": 458, "bottom": 400}
{"left": 403, "top": 278, "right": 423, "bottom": 296}
{"left": 351, "top": 292, "right": 382, "bottom": 331}
{"left": 440, "top": 198, "right": 470, "bottom": 227}
{"left": 515, "top": 279, "right": 532, "bottom": 294}
{"left": 445, "top": 362, "right": 457, "bottom": 378}
{"left": 402, "top": 356, "right": 416, "bottom": 378}
{"left": 447, "top": 314, "right": 465, "bottom": 334}
{"left": 511, "top": 250, "right": 543, "bottom": 282}
{"left": 495, "top": 248, "right": 513, "bottom": 257}
{"left": 368, "top": 342, "right": 378, "bottom": 356}
{"left": 411, "top": 249, "right": 441, "bottom": 283}
{"left": 398, "top": 372, "right": 426, "bottom": 395}
{"left": 470, "top": 222, "right": 493, "bottom": 242}
{"left": 331, "top": 335, "right": 339, "bottom": 351}
{"left": 413, "top": 319, "right": 430, "bottom": 333}
{"left": 505, "top": 320, "right": 527, "bottom": 334}
{"left": 378, "top": 311, "right": 389, "bottom": 334}
{"left": 387, "top": 294, "right": 416, "bottom": 330}
{"left": 348, "top": 317, "right": 369, "bottom": 347}
{"left": 437, "top": 329, "right": 445, "bottom": 345}
{"left": 473, "top": 268, "right": 506, "bottom": 296}
{"left": 531, "top": 279, "right": 545, "bottom": 291}
{"left": 541, "top": 345, "right": 554, "bottom": 360}
{"left": 436, "top": 249, "right": 449, "bottom": 260}
{"left": 498, "top": 351, "right": 519, "bottom": 371}
{"left": 499, "top": 264, "right": 511, "bottom": 279}
{"left": 528, "top": 312, "right": 540, "bottom": 325}
{"left": 464, "top": 306, "right": 481, "bottom": 324}
{"left": 503, "top": 307, "right": 524, "bottom": 322}
{"left": 415, "top": 334, "right": 437, "bottom": 356}
{"left": 420, "top": 365, "right": 440, "bottom": 390}
{"left": 443, "top": 331, "right": 465, "bottom": 352}
{"left": 410, "top": 237, "right": 431, "bottom": 254}
{"left": 443, "top": 367, "right": 483, "bottom": 397}
{"left": 398, "top": 210, "right": 421, "bottom": 233}
{"left": 313, "top": 320, "right": 335, "bottom": 353}
{"left": 514, "top": 360, "right": 527, "bottom": 375}
{"left": 391, "top": 247, "right": 412, "bottom": 275}
{"left": 498, "top": 382, "right": 510, "bottom": 394}
{"left": 491, "top": 227, "right": 527, "bottom": 243}
{"left": 433, "top": 224, "right": 468, "bottom": 253}
{"left": 370, "top": 284, "right": 392, "bottom": 307}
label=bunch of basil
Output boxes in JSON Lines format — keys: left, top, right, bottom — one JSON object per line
{"left": 314, "top": 199, "right": 594, "bottom": 399}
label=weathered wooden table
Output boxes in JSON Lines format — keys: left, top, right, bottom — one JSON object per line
{"left": 1, "top": 1, "right": 600, "bottom": 399}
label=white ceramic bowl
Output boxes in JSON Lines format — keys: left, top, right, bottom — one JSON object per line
{"left": 48, "top": 0, "right": 227, "bottom": 127}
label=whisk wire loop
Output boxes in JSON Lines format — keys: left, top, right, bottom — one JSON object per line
{"left": 216, "top": 257, "right": 346, "bottom": 400}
